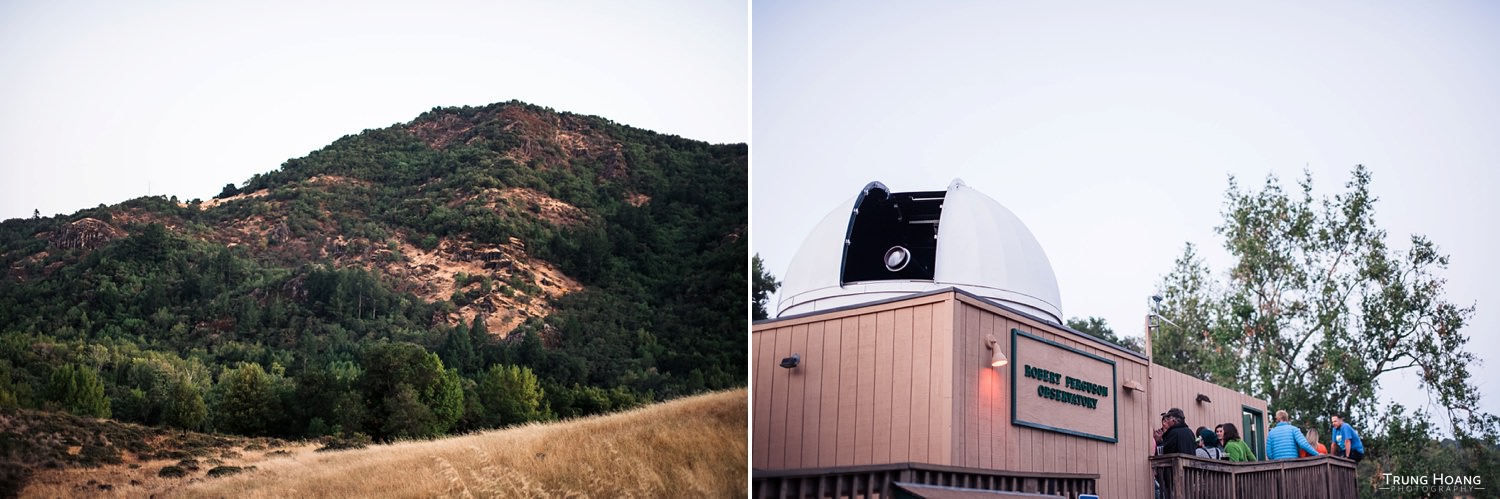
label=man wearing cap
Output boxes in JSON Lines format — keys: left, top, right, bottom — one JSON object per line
{"left": 1158, "top": 408, "right": 1196, "bottom": 455}
{"left": 1266, "top": 410, "right": 1321, "bottom": 459}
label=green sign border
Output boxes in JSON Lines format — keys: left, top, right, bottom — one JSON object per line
{"left": 1010, "top": 328, "right": 1119, "bottom": 444}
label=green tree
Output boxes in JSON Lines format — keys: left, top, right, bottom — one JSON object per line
{"left": 382, "top": 384, "right": 434, "bottom": 439}
{"left": 1154, "top": 166, "right": 1496, "bottom": 472}
{"left": 752, "top": 254, "right": 780, "bottom": 321}
{"left": 476, "top": 364, "right": 546, "bottom": 427}
{"left": 440, "top": 321, "right": 477, "bottom": 375}
{"left": 1065, "top": 316, "right": 1143, "bottom": 354}
{"left": 0, "top": 361, "right": 23, "bottom": 409}
{"left": 162, "top": 379, "right": 208, "bottom": 431}
{"left": 212, "top": 362, "right": 279, "bottom": 436}
{"left": 360, "top": 342, "right": 463, "bottom": 439}
{"left": 1150, "top": 245, "right": 1240, "bottom": 384}
{"left": 46, "top": 364, "right": 110, "bottom": 418}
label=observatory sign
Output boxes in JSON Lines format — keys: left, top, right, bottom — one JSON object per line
{"left": 1011, "top": 328, "right": 1118, "bottom": 443}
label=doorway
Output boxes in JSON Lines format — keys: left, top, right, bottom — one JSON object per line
{"left": 1242, "top": 406, "right": 1266, "bottom": 460}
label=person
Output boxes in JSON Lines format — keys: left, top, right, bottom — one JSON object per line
{"left": 1153, "top": 418, "right": 1169, "bottom": 455}
{"left": 1217, "top": 423, "right": 1256, "bottom": 462}
{"left": 1155, "top": 408, "right": 1196, "bottom": 499}
{"left": 1159, "top": 408, "right": 1196, "bottom": 455}
{"left": 1195, "top": 427, "right": 1225, "bottom": 459}
{"left": 1266, "top": 410, "right": 1321, "bottom": 459}
{"left": 1298, "top": 428, "right": 1328, "bottom": 457}
{"left": 1329, "top": 414, "right": 1365, "bottom": 462}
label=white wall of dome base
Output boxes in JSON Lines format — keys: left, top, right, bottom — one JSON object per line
{"left": 778, "top": 281, "right": 1062, "bottom": 324}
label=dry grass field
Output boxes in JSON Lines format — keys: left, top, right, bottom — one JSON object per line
{"left": 201, "top": 388, "right": 744, "bottom": 498}
{"left": 19, "top": 388, "right": 747, "bottom": 498}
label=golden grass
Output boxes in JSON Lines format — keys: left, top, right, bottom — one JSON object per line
{"left": 170, "top": 388, "right": 747, "bottom": 498}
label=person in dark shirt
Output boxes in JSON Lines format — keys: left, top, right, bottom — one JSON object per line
{"left": 1159, "top": 408, "right": 1196, "bottom": 455}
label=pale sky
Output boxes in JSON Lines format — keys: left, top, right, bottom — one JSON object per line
{"left": 751, "top": 1, "right": 1500, "bottom": 433}
{"left": 0, "top": 0, "right": 748, "bottom": 221}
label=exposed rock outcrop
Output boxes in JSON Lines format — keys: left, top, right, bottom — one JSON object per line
{"left": 49, "top": 218, "right": 124, "bottom": 250}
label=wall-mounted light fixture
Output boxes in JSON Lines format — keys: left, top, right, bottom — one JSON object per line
{"left": 1196, "top": 393, "right": 1212, "bottom": 404}
{"left": 984, "top": 334, "right": 1007, "bottom": 368}
{"left": 780, "top": 353, "right": 801, "bottom": 369}
{"left": 1122, "top": 379, "right": 1146, "bottom": 393}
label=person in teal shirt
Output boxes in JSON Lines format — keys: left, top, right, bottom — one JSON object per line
{"left": 1330, "top": 414, "right": 1365, "bottom": 462}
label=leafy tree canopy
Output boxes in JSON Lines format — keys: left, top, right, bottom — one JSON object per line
{"left": 1152, "top": 165, "right": 1497, "bottom": 484}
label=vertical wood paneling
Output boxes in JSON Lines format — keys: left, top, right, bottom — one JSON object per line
{"left": 873, "top": 310, "right": 895, "bottom": 464}
{"left": 854, "top": 314, "right": 878, "bottom": 465}
{"left": 977, "top": 307, "right": 995, "bottom": 470}
{"left": 911, "top": 304, "right": 934, "bottom": 463}
{"left": 836, "top": 317, "right": 859, "bottom": 466}
{"left": 770, "top": 325, "right": 794, "bottom": 468}
{"left": 1000, "top": 316, "right": 1016, "bottom": 474}
{"left": 818, "top": 319, "right": 843, "bottom": 468}
{"left": 963, "top": 304, "right": 980, "bottom": 468}
{"left": 752, "top": 327, "right": 777, "bottom": 468}
{"left": 891, "top": 307, "right": 914, "bottom": 462}
{"left": 752, "top": 291, "right": 1241, "bottom": 499}
{"left": 932, "top": 298, "right": 955, "bottom": 466}
{"left": 784, "top": 324, "right": 809, "bottom": 468}
{"left": 800, "top": 322, "right": 824, "bottom": 468}
{"left": 951, "top": 304, "right": 968, "bottom": 466}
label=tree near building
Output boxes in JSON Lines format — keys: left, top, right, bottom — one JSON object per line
{"left": 1153, "top": 165, "right": 1497, "bottom": 481}
{"left": 1065, "top": 316, "right": 1143, "bottom": 354}
{"left": 752, "top": 254, "right": 780, "bottom": 321}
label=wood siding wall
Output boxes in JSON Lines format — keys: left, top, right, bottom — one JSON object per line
{"left": 947, "top": 294, "right": 1153, "bottom": 499}
{"left": 753, "top": 292, "right": 955, "bottom": 470}
{"left": 1150, "top": 365, "right": 1270, "bottom": 456}
{"left": 752, "top": 290, "right": 1268, "bottom": 499}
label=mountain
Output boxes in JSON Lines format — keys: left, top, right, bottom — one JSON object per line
{"left": 0, "top": 101, "right": 746, "bottom": 449}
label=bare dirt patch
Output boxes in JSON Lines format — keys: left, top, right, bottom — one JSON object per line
{"left": 369, "top": 235, "right": 582, "bottom": 338}
{"left": 304, "top": 175, "right": 371, "bottom": 188}
{"left": 198, "top": 190, "right": 269, "bottom": 210}
{"left": 493, "top": 188, "right": 586, "bottom": 227}
{"left": 624, "top": 192, "right": 651, "bottom": 207}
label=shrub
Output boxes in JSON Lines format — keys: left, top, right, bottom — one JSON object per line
{"left": 206, "top": 465, "right": 254, "bottom": 478}
{"left": 316, "top": 432, "right": 372, "bottom": 452}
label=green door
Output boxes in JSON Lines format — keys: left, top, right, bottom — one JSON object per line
{"left": 1242, "top": 406, "right": 1266, "bottom": 460}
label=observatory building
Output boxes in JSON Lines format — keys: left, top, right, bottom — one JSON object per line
{"left": 751, "top": 180, "right": 1299, "bottom": 498}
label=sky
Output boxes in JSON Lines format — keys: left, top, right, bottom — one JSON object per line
{"left": 0, "top": 0, "right": 748, "bottom": 221}
{"left": 751, "top": 1, "right": 1500, "bottom": 434}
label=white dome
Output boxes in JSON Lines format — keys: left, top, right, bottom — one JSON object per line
{"left": 777, "top": 179, "right": 1062, "bottom": 322}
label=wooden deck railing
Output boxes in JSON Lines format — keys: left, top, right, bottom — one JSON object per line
{"left": 1150, "top": 454, "right": 1358, "bottom": 499}
{"left": 752, "top": 462, "right": 1097, "bottom": 499}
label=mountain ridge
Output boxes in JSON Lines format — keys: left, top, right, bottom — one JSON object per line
{"left": 0, "top": 100, "right": 747, "bottom": 462}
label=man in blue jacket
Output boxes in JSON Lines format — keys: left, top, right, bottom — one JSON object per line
{"left": 1329, "top": 414, "right": 1365, "bottom": 462}
{"left": 1265, "top": 410, "right": 1320, "bottom": 459}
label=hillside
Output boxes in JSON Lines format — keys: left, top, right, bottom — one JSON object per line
{"left": 16, "top": 389, "right": 746, "bottom": 498}
{"left": 0, "top": 101, "right": 746, "bottom": 484}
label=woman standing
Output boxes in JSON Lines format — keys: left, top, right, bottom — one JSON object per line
{"left": 1217, "top": 423, "right": 1256, "bottom": 462}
